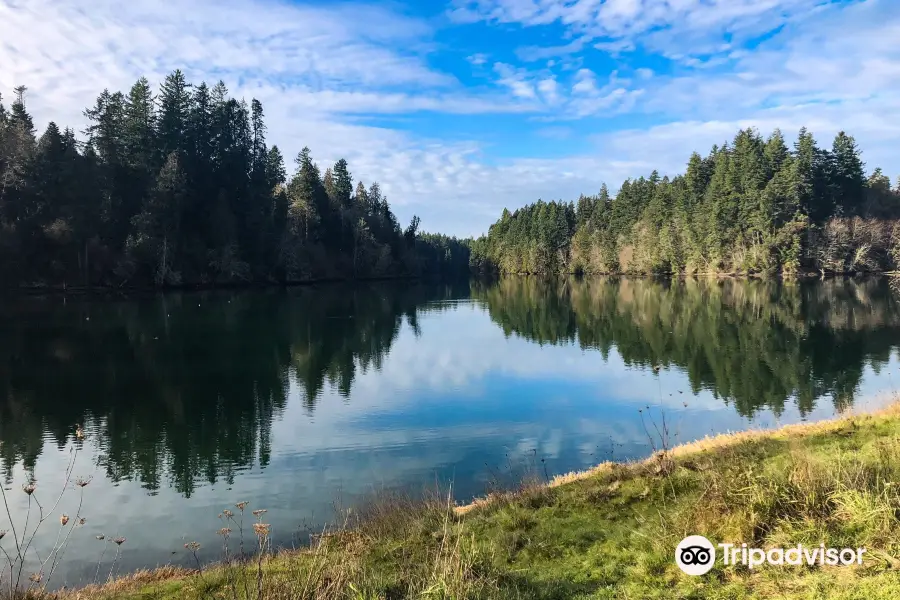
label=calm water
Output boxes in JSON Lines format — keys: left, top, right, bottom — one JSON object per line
{"left": 2, "top": 277, "right": 900, "bottom": 587}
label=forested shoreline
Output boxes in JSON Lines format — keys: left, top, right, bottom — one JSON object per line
{"left": 2, "top": 277, "right": 895, "bottom": 492}
{"left": 470, "top": 129, "right": 900, "bottom": 276}
{"left": 0, "top": 74, "right": 470, "bottom": 289}
{"left": 4, "top": 72, "right": 900, "bottom": 288}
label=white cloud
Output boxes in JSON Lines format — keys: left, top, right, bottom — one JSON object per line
{"left": 482, "top": 65, "right": 641, "bottom": 121}
{"left": 493, "top": 62, "right": 539, "bottom": 99}
{"left": 450, "top": 0, "right": 822, "bottom": 62}
{"left": 572, "top": 68, "right": 599, "bottom": 94}
{"left": 592, "top": 38, "right": 636, "bottom": 55}
{"left": 516, "top": 36, "right": 590, "bottom": 61}
{"left": 0, "top": 0, "right": 538, "bottom": 236}
{"left": 602, "top": 1, "right": 900, "bottom": 172}
{"left": 0, "top": 0, "right": 477, "bottom": 129}
{"left": 537, "top": 77, "right": 561, "bottom": 104}
{"left": 2, "top": 0, "right": 900, "bottom": 239}
{"left": 563, "top": 69, "right": 642, "bottom": 118}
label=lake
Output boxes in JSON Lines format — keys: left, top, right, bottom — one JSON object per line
{"left": 2, "top": 276, "right": 899, "bottom": 589}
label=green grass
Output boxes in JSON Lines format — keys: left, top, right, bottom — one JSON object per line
{"left": 54, "top": 407, "right": 900, "bottom": 599}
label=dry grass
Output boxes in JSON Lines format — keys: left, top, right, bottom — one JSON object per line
{"left": 458, "top": 396, "right": 900, "bottom": 515}
{"left": 8, "top": 400, "right": 900, "bottom": 600}
{"left": 56, "top": 566, "right": 192, "bottom": 599}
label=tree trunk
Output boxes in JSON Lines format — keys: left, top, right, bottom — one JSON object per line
{"left": 160, "top": 234, "right": 168, "bottom": 286}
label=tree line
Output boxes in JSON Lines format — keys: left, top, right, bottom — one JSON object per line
{"left": 473, "top": 276, "right": 900, "bottom": 418}
{"left": 470, "top": 128, "right": 900, "bottom": 276}
{"left": 0, "top": 76, "right": 471, "bottom": 288}
{"left": 4, "top": 277, "right": 898, "bottom": 492}
{"left": 0, "top": 282, "right": 468, "bottom": 495}
{"left": 5, "top": 76, "right": 900, "bottom": 285}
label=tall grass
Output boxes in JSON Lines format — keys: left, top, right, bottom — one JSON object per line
{"left": 0, "top": 427, "right": 130, "bottom": 598}
{"left": 6, "top": 405, "right": 900, "bottom": 599}
{"left": 680, "top": 436, "right": 900, "bottom": 549}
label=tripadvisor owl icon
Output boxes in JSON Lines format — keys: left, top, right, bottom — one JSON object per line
{"left": 676, "top": 535, "right": 716, "bottom": 575}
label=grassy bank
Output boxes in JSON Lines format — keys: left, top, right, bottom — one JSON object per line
{"left": 43, "top": 405, "right": 900, "bottom": 599}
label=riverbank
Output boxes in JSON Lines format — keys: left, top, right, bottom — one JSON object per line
{"left": 36, "top": 402, "right": 900, "bottom": 599}
{"left": 8, "top": 270, "right": 900, "bottom": 297}
{"left": 4, "top": 274, "right": 433, "bottom": 296}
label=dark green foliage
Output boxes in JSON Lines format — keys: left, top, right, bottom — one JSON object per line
{"left": 471, "top": 200, "right": 575, "bottom": 275}
{"left": 0, "top": 282, "right": 470, "bottom": 494}
{"left": 473, "top": 277, "right": 900, "bottom": 418}
{"left": 7, "top": 86, "right": 899, "bottom": 285}
{"left": 470, "top": 127, "right": 900, "bottom": 275}
{"left": 0, "top": 77, "right": 468, "bottom": 288}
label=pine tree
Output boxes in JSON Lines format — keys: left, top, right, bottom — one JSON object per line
{"left": 705, "top": 148, "right": 738, "bottom": 267}
{"left": 323, "top": 167, "right": 336, "bottom": 206}
{"left": 157, "top": 70, "right": 191, "bottom": 161}
{"left": 71, "top": 141, "right": 103, "bottom": 285}
{"left": 1, "top": 88, "right": 37, "bottom": 227}
{"left": 267, "top": 146, "right": 288, "bottom": 272}
{"left": 128, "top": 152, "right": 187, "bottom": 285}
{"left": 10, "top": 86, "right": 34, "bottom": 133}
{"left": 5, "top": 77, "right": 900, "bottom": 285}
{"left": 332, "top": 159, "right": 353, "bottom": 209}
{"left": 793, "top": 128, "right": 831, "bottom": 223}
{"left": 287, "top": 147, "right": 323, "bottom": 243}
{"left": 354, "top": 181, "right": 370, "bottom": 216}
{"left": 575, "top": 194, "right": 594, "bottom": 227}
{"left": 0, "top": 79, "right": 474, "bottom": 287}
{"left": 123, "top": 77, "right": 156, "bottom": 171}
{"left": 84, "top": 89, "right": 131, "bottom": 251}
{"left": 32, "top": 121, "right": 66, "bottom": 223}
{"left": 830, "top": 131, "right": 865, "bottom": 217}
{"left": 764, "top": 129, "right": 789, "bottom": 176}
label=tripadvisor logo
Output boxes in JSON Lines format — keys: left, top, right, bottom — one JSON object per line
{"left": 675, "top": 535, "right": 867, "bottom": 575}
{"left": 676, "top": 535, "right": 716, "bottom": 575}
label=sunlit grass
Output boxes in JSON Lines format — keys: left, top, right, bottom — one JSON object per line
{"left": 8, "top": 404, "right": 900, "bottom": 599}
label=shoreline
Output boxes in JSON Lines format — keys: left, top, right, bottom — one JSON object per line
{"left": 40, "top": 397, "right": 900, "bottom": 599}
{"left": 5, "top": 270, "right": 898, "bottom": 298}
{"left": 2, "top": 274, "right": 430, "bottom": 296}
{"left": 480, "top": 270, "right": 900, "bottom": 278}
{"left": 455, "top": 397, "right": 898, "bottom": 515}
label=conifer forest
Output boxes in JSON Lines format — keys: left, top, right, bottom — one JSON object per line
{"left": 3, "top": 72, "right": 900, "bottom": 287}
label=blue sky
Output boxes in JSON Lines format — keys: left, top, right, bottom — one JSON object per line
{"left": 2, "top": 0, "right": 900, "bottom": 236}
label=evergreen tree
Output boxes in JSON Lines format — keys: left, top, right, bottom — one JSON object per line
{"left": 4, "top": 77, "right": 900, "bottom": 286}
{"left": 764, "top": 129, "right": 789, "bottom": 176}
{"left": 830, "top": 131, "right": 865, "bottom": 216}
{"left": 123, "top": 78, "right": 156, "bottom": 171}
{"left": 471, "top": 126, "right": 900, "bottom": 276}
{"left": 332, "top": 159, "right": 353, "bottom": 209}
{"left": 157, "top": 70, "right": 191, "bottom": 161}
{"left": 128, "top": 152, "right": 187, "bottom": 285}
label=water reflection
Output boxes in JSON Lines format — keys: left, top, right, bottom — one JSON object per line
{"left": 0, "top": 282, "right": 468, "bottom": 495}
{"left": 1, "top": 277, "right": 900, "bottom": 586}
{"left": 474, "top": 277, "right": 900, "bottom": 417}
{"left": 3, "top": 279, "right": 900, "bottom": 494}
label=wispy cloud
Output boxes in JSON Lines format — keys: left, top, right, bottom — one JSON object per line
{"left": 484, "top": 64, "right": 642, "bottom": 119}
{"left": 493, "top": 62, "right": 539, "bottom": 99}
{"left": 450, "top": 0, "right": 825, "bottom": 62}
{"left": 2, "top": 0, "right": 899, "bottom": 239}
{"left": 0, "top": 0, "right": 537, "bottom": 236}
{"left": 516, "top": 36, "right": 590, "bottom": 62}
